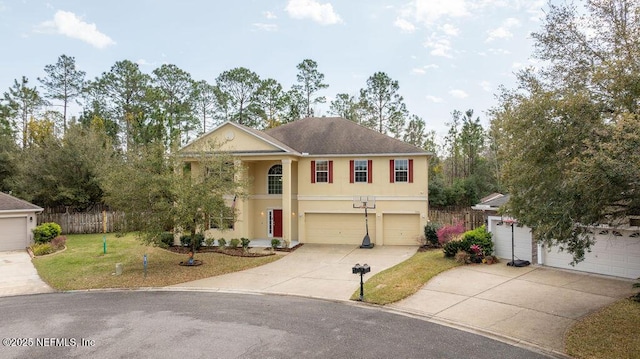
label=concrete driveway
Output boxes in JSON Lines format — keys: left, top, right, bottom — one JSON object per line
{"left": 171, "top": 244, "right": 636, "bottom": 355}
{"left": 0, "top": 250, "right": 53, "bottom": 297}
{"left": 388, "top": 263, "right": 636, "bottom": 354}
{"left": 171, "top": 244, "right": 417, "bottom": 299}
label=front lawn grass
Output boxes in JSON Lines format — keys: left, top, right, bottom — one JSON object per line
{"left": 351, "top": 249, "right": 460, "bottom": 304}
{"left": 32, "top": 233, "right": 280, "bottom": 291}
{"left": 565, "top": 298, "right": 640, "bottom": 359}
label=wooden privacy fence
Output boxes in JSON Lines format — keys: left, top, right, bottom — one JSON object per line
{"left": 428, "top": 208, "right": 486, "bottom": 230}
{"left": 38, "top": 209, "right": 125, "bottom": 234}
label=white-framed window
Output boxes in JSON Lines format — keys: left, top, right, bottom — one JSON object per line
{"left": 354, "top": 160, "right": 368, "bottom": 183}
{"left": 394, "top": 159, "right": 409, "bottom": 183}
{"left": 315, "top": 160, "right": 328, "bottom": 183}
{"left": 267, "top": 164, "right": 282, "bottom": 194}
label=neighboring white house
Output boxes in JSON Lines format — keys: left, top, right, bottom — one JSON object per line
{"left": 0, "top": 192, "right": 43, "bottom": 252}
{"left": 473, "top": 194, "right": 640, "bottom": 279}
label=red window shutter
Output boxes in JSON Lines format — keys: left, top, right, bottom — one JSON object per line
{"left": 389, "top": 159, "right": 395, "bottom": 183}
{"left": 311, "top": 160, "right": 316, "bottom": 183}
{"left": 349, "top": 160, "right": 354, "bottom": 183}
{"left": 367, "top": 160, "right": 373, "bottom": 183}
{"left": 409, "top": 159, "right": 414, "bottom": 183}
{"left": 328, "top": 160, "right": 333, "bottom": 183}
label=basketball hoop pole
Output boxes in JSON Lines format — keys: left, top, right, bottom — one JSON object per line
{"left": 354, "top": 196, "right": 375, "bottom": 249}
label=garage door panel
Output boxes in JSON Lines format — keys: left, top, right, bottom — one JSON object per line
{"left": 490, "top": 220, "right": 532, "bottom": 261}
{"left": 305, "top": 214, "right": 375, "bottom": 245}
{"left": 383, "top": 214, "right": 420, "bottom": 245}
{"left": 0, "top": 217, "right": 28, "bottom": 251}
{"left": 543, "top": 233, "right": 640, "bottom": 279}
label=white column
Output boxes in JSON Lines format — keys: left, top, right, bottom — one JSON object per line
{"left": 281, "top": 159, "right": 292, "bottom": 246}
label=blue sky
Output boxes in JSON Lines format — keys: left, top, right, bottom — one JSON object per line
{"left": 0, "top": 0, "right": 551, "bottom": 140}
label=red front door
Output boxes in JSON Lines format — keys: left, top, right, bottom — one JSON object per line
{"left": 273, "top": 209, "right": 283, "bottom": 237}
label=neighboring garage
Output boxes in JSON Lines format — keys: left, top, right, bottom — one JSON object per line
{"left": 383, "top": 214, "right": 420, "bottom": 245}
{"left": 541, "top": 230, "right": 640, "bottom": 279}
{"left": 487, "top": 215, "right": 640, "bottom": 279}
{"left": 0, "top": 192, "right": 42, "bottom": 252}
{"left": 305, "top": 213, "right": 376, "bottom": 245}
{"left": 487, "top": 217, "right": 533, "bottom": 262}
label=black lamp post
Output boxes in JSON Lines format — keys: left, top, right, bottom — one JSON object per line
{"left": 352, "top": 263, "right": 371, "bottom": 301}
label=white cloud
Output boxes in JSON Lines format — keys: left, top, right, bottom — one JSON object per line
{"left": 394, "top": 17, "right": 416, "bottom": 33}
{"left": 449, "top": 89, "right": 468, "bottom": 98}
{"left": 488, "top": 48, "right": 511, "bottom": 55}
{"left": 253, "top": 23, "right": 278, "bottom": 31}
{"left": 412, "top": 64, "right": 440, "bottom": 75}
{"left": 36, "top": 10, "right": 115, "bottom": 49}
{"left": 486, "top": 17, "right": 520, "bottom": 42}
{"left": 440, "top": 23, "right": 459, "bottom": 36}
{"left": 136, "top": 59, "right": 149, "bottom": 66}
{"left": 264, "top": 11, "right": 277, "bottom": 19}
{"left": 423, "top": 36, "right": 453, "bottom": 58}
{"left": 285, "top": 0, "right": 342, "bottom": 25}
{"left": 480, "top": 80, "right": 492, "bottom": 92}
{"left": 413, "top": 0, "right": 470, "bottom": 25}
{"left": 426, "top": 95, "right": 444, "bottom": 103}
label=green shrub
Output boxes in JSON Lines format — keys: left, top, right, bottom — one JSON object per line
{"left": 443, "top": 240, "right": 465, "bottom": 257}
{"left": 271, "top": 238, "right": 281, "bottom": 249}
{"left": 229, "top": 238, "right": 240, "bottom": 248}
{"left": 179, "top": 234, "right": 203, "bottom": 250}
{"left": 424, "top": 223, "right": 441, "bottom": 246}
{"left": 462, "top": 225, "right": 493, "bottom": 256}
{"left": 241, "top": 238, "right": 251, "bottom": 250}
{"left": 31, "top": 243, "right": 53, "bottom": 256}
{"left": 33, "top": 222, "right": 62, "bottom": 244}
{"left": 192, "top": 234, "right": 204, "bottom": 249}
{"left": 217, "top": 238, "right": 226, "bottom": 247}
{"left": 158, "top": 232, "right": 174, "bottom": 248}
{"left": 204, "top": 236, "right": 216, "bottom": 247}
{"left": 443, "top": 225, "right": 494, "bottom": 259}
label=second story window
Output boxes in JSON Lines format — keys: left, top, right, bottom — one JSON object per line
{"left": 311, "top": 160, "right": 333, "bottom": 183}
{"left": 350, "top": 159, "right": 372, "bottom": 183}
{"left": 267, "top": 164, "right": 282, "bottom": 194}
{"left": 390, "top": 159, "right": 413, "bottom": 183}
{"left": 315, "top": 160, "right": 328, "bottom": 182}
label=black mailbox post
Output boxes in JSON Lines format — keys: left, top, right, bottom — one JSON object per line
{"left": 352, "top": 263, "right": 371, "bottom": 301}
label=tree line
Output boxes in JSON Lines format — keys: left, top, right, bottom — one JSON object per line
{"left": 0, "top": 55, "right": 501, "bottom": 210}
{"left": 1, "top": 57, "right": 431, "bottom": 151}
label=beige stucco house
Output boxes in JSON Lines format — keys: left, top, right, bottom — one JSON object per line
{"left": 180, "top": 117, "right": 430, "bottom": 246}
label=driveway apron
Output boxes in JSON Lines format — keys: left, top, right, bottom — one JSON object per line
{"left": 0, "top": 250, "right": 54, "bottom": 297}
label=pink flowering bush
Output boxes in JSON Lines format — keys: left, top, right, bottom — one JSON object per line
{"left": 436, "top": 222, "right": 465, "bottom": 245}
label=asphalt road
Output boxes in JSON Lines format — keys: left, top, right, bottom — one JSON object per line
{"left": 0, "top": 291, "right": 551, "bottom": 359}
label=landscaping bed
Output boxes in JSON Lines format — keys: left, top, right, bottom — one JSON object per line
{"left": 166, "top": 243, "right": 303, "bottom": 257}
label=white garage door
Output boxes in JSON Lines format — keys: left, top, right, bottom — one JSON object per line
{"left": 543, "top": 231, "right": 640, "bottom": 279}
{"left": 489, "top": 219, "right": 533, "bottom": 262}
{"left": 305, "top": 213, "right": 376, "bottom": 245}
{"left": 383, "top": 214, "right": 420, "bottom": 245}
{"left": 0, "top": 217, "right": 28, "bottom": 251}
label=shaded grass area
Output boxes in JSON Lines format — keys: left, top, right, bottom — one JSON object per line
{"left": 351, "top": 249, "right": 460, "bottom": 304}
{"left": 32, "top": 233, "right": 280, "bottom": 291}
{"left": 565, "top": 298, "right": 640, "bottom": 359}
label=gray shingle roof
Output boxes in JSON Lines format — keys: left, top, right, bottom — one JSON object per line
{"left": 0, "top": 192, "right": 42, "bottom": 211}
{"left": 264, "top": 117, "right": 428, "bottom": 155}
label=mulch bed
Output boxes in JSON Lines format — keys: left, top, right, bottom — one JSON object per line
{"left": 167, "top": 243, "right": 304, "bottom": 257}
